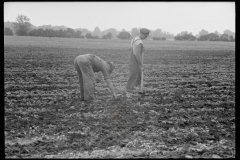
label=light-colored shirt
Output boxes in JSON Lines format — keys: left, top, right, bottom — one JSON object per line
{"left": 130, "top": 36, "right": 143, "bottom": 56}
{"left": 84, "top": 54, "right": 110, "bottom": 80}
{"left": 129, "top": 36, "right": 144, "bottom": 67}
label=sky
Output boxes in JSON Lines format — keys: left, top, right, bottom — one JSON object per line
{"left": 4, "top": 2, "right": 235, "bottom": 35}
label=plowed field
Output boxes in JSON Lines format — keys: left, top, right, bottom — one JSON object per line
{"left": 4, "top": 36, "right": 235, "bottom": 158}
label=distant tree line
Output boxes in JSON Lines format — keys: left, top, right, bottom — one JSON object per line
{"left": 174, "top": 33, "right": 197, "bottom": 41}
{"left": 85, "top": 33, "right": 99, "bottom": 39}
{"left": 4, "top": 25, "right": 122, "bottom": 39}
{"left": 150, "top": 29, "right": 174, "bottom": 40}
{"left": 4, "top": 27, "right": 13, "bottom": 36}
{"left": 3, "top": 15, "right": 130, "bottom": 39}
{"left": 197, "top": 33, "right": 234, "bottom": 42}
{"left": 102, "top": 32, "right": 113, "bottom": 39}
{"left": 174, "top": 30, "right": 235, "bottom": 42}
{"left": 117, "top": 31, "right": 131, "bottom": 40}
{"left": 152, "top": 37, "right": 166, "bottom": 41}
{"left": 4, "top": 14, "right": 235, "bottom": 42}
{"left": 28, "top": 28, "right": 85, "bottom": 38}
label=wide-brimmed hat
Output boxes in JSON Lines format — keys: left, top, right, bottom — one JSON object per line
{"left": 140, "top": 28, "right": 150, "bottom": 36}
{"left": 107, "top": 61, "right": 115, "bottom": 74}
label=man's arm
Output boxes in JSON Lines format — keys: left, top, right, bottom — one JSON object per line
{"left": 105, "top": 79, "right": 116, "bottom": 98}
{"left": 135, "top": 44, "right": 143, "bottom": 71}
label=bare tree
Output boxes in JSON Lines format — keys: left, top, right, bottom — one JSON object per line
{"left": 13, "top": 14, "right": 32, "bottom": 36}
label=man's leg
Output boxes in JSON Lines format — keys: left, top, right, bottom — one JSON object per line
{"left": 135, "top": 70, "right": 142, "bottom": 91}
{"left": 77, "top": 58, "right": 96, "bottom": 101}
{"left": 74, "top": 57, "right": 84, "bottom": 100}
{"left": 126, "top": 65, "right": 140, "bottom": 97}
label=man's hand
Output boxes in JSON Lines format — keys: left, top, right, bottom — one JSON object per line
{"left": 105, "top": 79, "right": 116, "bottom": 99}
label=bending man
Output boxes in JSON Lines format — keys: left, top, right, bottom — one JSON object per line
{"left": 74, "top": 54, "right": 116, "bottom": 102}
{"left": 126, "top": 28, "right": 150, "bottom": 98}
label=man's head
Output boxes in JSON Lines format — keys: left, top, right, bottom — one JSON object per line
{"left": 139, "top": 28, "right": 150, "bottom": 39}
{"left": 107, "top": 61, "right": 115, "bottom": 74}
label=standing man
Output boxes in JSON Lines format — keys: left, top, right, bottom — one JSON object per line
{"left": 74, "top": 54, "right": 116, "bottom": 102}
{"left": 126, "top": 28, "right": 150, "bottom": 98}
